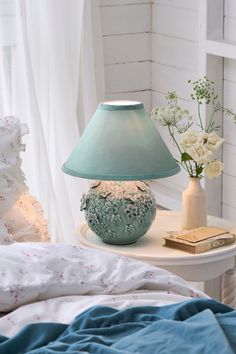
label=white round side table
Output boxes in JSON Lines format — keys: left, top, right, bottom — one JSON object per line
{"left": 77, "top": 210, "right": 236, "bottom": 302}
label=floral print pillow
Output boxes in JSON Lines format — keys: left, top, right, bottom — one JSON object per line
{"left": 0, "top": 218, "right": 13, "bottom": 244}
{"left": 0, "top": 117, "right": 50, "bottom": 242}
{"left": 0, "top": 116, "right": 28, "bottom": 213}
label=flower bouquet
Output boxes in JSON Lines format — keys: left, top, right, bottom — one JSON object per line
{"left": 151, "top": 77, "right": 236, "bottom": 229}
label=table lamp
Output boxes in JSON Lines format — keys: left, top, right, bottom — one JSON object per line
{"left": 62, "top": 101, "right": 180, "bottom": 245}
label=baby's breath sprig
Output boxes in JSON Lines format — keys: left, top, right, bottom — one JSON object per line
{"left": 189, "top": 77, "right": 217, "bottom": 105}
{"left": 188, "top": 76, "right": 236, "bottom": 132}
{"left": 151, "top": 77, "right": 235, "bottom": 179}
{"left": 166, "top": 91, "right": 178, "bottom": 106}
{"left": 188, "top": 77, "right": 217, "bottom": 131}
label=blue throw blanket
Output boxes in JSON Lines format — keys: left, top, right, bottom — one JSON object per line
{"left": 0, "top": 299, "right": 236, "bottom": 354}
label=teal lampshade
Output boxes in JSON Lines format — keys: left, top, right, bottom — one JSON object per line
{"left": 62, "top": 101, "right": 180, "bottom": 180}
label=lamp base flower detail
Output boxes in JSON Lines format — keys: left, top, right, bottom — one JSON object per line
{"left": 81, "top": 181, "right": 156, "bottom": 245}
{"left": 181, "top": 177, "right": 207, "bottom": 230}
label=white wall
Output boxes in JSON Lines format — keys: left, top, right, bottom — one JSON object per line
{"left": 100, "top": 0, "right": 200, "bottom": 209}
{"left": 100, "top": 0, "right": 152, "bottom": 111}
{"left": 151, "top": 0, "right": 199, "bottom": 209}
{"left": 100, "top": 0, "right": 236, "bottom": 219}
{"left": 222, "top": 0, "right": 236, "bottom": 221}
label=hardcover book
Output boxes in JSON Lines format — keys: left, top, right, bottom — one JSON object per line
{"left": 174, "top": 226, "right": 229, "bottom": 243}
{"left": 164, "top": 227, "right": 235, "bottom": 254}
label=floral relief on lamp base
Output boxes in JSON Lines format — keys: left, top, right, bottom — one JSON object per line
{"left": 81, "top": 181, "right": 156, "bottom": 245}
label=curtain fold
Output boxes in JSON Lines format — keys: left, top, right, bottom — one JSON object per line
{"left": 0, "top": 0, "right": 105, "bottom": 242}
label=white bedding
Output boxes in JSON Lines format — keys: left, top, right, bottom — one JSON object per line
{"left": 0, "top": 243, "right": 208, "bottom": 337}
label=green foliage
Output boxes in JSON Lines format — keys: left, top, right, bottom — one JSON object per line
{"left": 196, "top": 165, "right": 203, "bottom": 176}
{"left": 181, "top": 152, "right": 192, "bottom": 162}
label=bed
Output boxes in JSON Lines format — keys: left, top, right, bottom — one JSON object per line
{"left": 0, "top": 243, "right": 235, "bottom": 354}
{"left": 1, "top": 117, "right": 236, "bottom": 352}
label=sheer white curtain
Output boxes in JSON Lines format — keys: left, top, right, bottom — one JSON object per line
{"left": 0, "top": 0, "right": 105, "bottom": 242}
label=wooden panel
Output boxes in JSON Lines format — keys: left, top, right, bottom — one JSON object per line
{"left": 198, "top": 0, "right": 223, "bottom": 217}
{"left": 222, "top": 204, "right": 236, "bottom": 222}
{"left": 150, "top": 168, "right": 188, "bottom": 210}
{"left": 100, "top": 4, "right": 151, "bottom": 35}
{"left": 152, "top": 33, "right": 198, "bottom": 72}
{"left": 207, "top": 0, "right": 224, "bottom": 39}
{"left": 152, "top": 63, "right": 196, "bottom": 100}
{"left": 152, "top": 0, "right": 198, "bottom": 11}
{"left": 224, "top": 17, "right": 236, "bottom": 43}
{"left": 103, "top": 33, "right": 150, "bottom": 64}
{"left": 160, "top": 167, "right": 189, "bottom": 190}
{"left": 223, "top": 174, "right": 236, "bottom": 209}
{"left": 223, "top": 78, "right": 236, "bottom": 108}
{"left": 224, "top": 59, "right": 236, "bottom": 83}
{"left": 223, "top": 116, "right": 236, "bottom": 148}
{"left": 106, "top": 90, "right": 151, "bottom": 112}
{"left": 100, "top": 0, "right": 150, "bottom": 6}
{"left": 223, "top": 31, "right": 236, "bottom": 220}
{"left": 150, "top": 181, "right": 182, "bottom": 211}
{"left": 152, "top": 4, "right": 198, "bottom": 41}
{"left": 224, "top": 0, "right": 236, "bottom": 17}
{"left": 223, "top": 79, "right": 236, "bottom": 145}
{"left": 207, "top": 40, "right": 236, "bottom": 60}
{"left": 222, "top": 2, "right": 236, "bottom": 220}
{"left": 223, "top": 143, "right": 236, "bottom": 177}
{"left": 105, "top": 61, "right": 151, "bottom": 93}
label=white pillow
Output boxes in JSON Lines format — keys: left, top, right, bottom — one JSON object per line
{"left": 0, "top": 116, "right": 50, "bottom": 242}
{"left": 0, "top": 218, "right": 13, "bottom": 245}
{"left": 4, "top": 192, "right": 49, "bottom": 242}
{"left": 0, "top": 116, "right": 28, "bottom": 214}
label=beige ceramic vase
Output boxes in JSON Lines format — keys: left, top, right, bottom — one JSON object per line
{"left": 181, "top": 177, "right": 207, "bottom": 230}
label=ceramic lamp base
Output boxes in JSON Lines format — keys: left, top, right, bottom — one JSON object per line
{"left": 81, "top": 181, "right": 156, "bottom": 245}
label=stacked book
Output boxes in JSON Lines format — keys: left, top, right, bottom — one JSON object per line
{"left": 163, "top": 227, "right": 235, "bottom": 254}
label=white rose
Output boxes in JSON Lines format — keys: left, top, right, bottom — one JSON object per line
{"left": 204, "top": 160, "right": 223, "bottom": 179}
{"left": 198, "top": 132, "right": 223, "bottom": 151}
{"left": 180, "top": 130, "right": 199, "bottom": 150}
{"left": 186, "top": 143, "right": 213, "bottom": 164}
{"left": 206, "top": 132, "right": 224, "bottom": 151}
{"left": 197, "top": 132, "right": 208, "bottom": 144}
